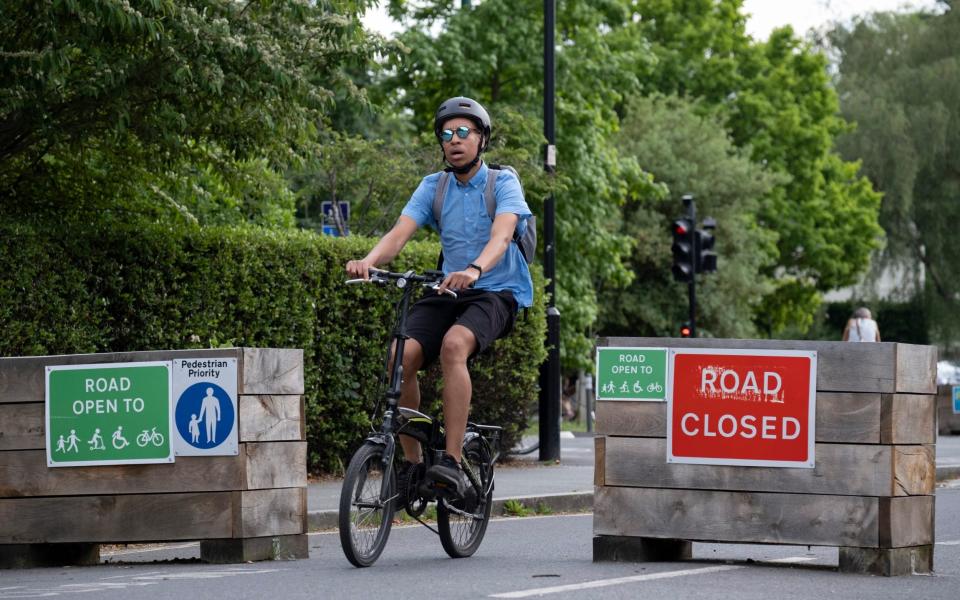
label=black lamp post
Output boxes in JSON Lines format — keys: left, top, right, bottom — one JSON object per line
{"left": 539, "top": 0, "right": 561, "bottom": 462}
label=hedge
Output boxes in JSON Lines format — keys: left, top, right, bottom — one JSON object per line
{"left": 0, "top": 221, "right": 547, "bottom": 473}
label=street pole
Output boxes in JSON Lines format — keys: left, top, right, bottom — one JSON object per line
{"left": 539, "top": 0, "right": 561, "bottom": 462}
{"left": 682, "top": 195, "right": 697, "bottom": 338}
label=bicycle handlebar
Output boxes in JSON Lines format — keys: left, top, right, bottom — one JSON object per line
{"left": 346, "top": 268, "right": 457, "bottom": 298}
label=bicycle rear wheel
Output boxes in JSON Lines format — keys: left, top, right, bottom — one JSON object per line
{"left": 338, "top": 442, "right": 396, "bottom": 567}
{"left": 437, "top": 436, "right": 493, "bottom": 558}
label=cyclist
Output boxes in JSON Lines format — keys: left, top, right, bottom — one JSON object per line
{"left": 345, "top": 96, "right": 533, "bottom": 498}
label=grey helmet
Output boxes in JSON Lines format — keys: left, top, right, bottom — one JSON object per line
{"left": 434, "top": 96, "right": 491, "bottom": 152}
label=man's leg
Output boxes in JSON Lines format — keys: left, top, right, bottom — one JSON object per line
{"left": 391, "top": 338, "right": 425, "bottom": 463}
{"left": 438, "top": 324, "right": 478, "bottom": 461}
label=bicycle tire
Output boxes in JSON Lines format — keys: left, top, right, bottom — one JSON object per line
{"left": 153, "top": 433, "right": 164, "bottom": 446}
{"left": 338, "top": 442, "right": 396, "bottom": 567}
{"left": 136, "top": 434, "right": 149, "bottom": 447}
{"left": 437, "top": 436, "right": 493, "bottom": 558}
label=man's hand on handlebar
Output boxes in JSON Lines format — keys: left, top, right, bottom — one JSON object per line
{"left": 438, "top": 268, "right": 479, "bottom": 295}
{"left": 345, "top": 259, "right": 377, "bottom": 280}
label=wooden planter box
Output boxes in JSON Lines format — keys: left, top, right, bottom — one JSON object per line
{"left": 0, "top": 348, "right": 307, "bottom": 568}
{"left": 593, "top": 338, "right": 937, "bottom": 576}
{"left": 936, "top": 384, "right": 960, "bottom": 435}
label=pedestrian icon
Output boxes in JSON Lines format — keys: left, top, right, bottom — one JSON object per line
{"left": 189, "top": 414, "right": 200, "bottom": 443}
{"left": 66, "top": 429, "right": 80, "bottom": 453}
{"left": 199, "top": 387, "right": 221, "bottom": 443}
{"left": 174, "top": 382, "right": 234, "bottom": 451}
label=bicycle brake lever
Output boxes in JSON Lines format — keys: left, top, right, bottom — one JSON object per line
{"left": 425, "top": 283, "right": 457, "bottom": 299}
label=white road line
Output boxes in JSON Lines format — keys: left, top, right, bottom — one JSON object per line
{"left": 489, "top": 556, "right": 816, "bottom": 598}
{"left": 937, "top": 540, "right": 960, "bottom": 546}
{"left": 489, "top": 564, "right": 743, "bottom": 598}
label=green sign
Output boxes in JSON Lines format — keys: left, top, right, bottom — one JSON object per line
{"left": 46, "top": 362, "right": 172, "bottom": 467}
{"left": 595, "top": 347, "right": 668, "bottom": 401}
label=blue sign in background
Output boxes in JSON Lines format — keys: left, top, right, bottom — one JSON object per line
{"left": 953, "top": 385, "right": 960, "bottom": 415}
{"left": 174, "top": 382, "right": 235, "bottom": 449}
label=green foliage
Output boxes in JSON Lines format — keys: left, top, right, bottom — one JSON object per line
{"left": 0, "top": 0, "right": 386, "bottom": 224}
{"left": 792, "top": 299, "right": 930, "bottom": 346}
{"left": 829, "top": 5, "right": 960, "bottom": 348}
{"left": 601, "top": 95, "right": 781, "bottom": 338}
{"left": 502, "top": 499, "right": 531, "bottom": 517}
{"left": 632, "top": 0, "right": 883, "bottom": 333}
{"left": 0, "top": 221, "right": 546, "bottom": 472}
{"left": 289, "top": 131, "right": 436, "bottom": 237}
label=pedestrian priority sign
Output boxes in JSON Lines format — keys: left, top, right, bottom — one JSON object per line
{"left": 172, "top": 358, "right": 238, "bottom": 456}
{"left": 595, "top": 347, "right": 668, "bottom": 401}
{"left": 46, "top": 362, "right": 173, "bottom": 467}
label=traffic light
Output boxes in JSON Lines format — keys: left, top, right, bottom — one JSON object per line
{"left": 696, "top": 217, "right": 718, "bottom": 273}
{"left": 671, "top": 218, "right": 695, "bottom": 282}
{"left": 680, "top": 322, "right": 692, "bottom": 338}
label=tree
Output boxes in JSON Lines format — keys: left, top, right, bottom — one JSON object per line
{"left": 631, "top": 0, "right": 883, "bottom": 333}
{"left": 828, "top": 3, "right": 960, "bottom": 348}
{"left": 601, "top": 95, "right": 782, "bottom": 338}
{"left": 0, "top": 0, "right": 385, "bottom": 225}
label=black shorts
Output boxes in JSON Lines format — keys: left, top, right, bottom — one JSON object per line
{"left": 404, "top": 289, "right": 518, "bottom": 367}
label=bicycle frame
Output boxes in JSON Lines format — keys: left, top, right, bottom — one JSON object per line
{"left": 349, "top": 268, "right": 501, "bottom": 514}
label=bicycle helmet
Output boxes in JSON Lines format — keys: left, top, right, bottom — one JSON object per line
{"left": 434, "top": 96, "right": 491, "bottom": 174}
{"left": 434, "top": 97, "right": 491, "bottom": 148}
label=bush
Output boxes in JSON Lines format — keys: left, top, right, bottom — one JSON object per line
{"left": 0, "top": 221, "right": 547, "bottom": 472}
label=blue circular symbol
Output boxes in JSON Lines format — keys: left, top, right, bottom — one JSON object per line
{"left": 175, "top": 382, "right": 234, "bottom": 449}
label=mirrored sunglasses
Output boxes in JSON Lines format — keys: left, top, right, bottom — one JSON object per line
{"left": 440, "top": 126, "right": 479, "bottom": 142}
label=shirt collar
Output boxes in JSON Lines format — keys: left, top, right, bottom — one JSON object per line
{"left": 456, "top": 161, "right": 487, "bottom": 189}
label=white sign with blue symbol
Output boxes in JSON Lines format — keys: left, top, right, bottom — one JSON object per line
{"left": 171, "top": 358, "right": 238, "bottom": 456}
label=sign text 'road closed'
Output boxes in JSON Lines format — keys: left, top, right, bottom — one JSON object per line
{"left": 667, "top": 348, "right": 817, "bottom": 468}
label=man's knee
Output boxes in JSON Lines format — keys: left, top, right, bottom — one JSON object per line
{"left": 401, "top": 339, "right": 424, "bottom": 373}
{"left": 440, "top": 327, "right": 477, "bottom": 364}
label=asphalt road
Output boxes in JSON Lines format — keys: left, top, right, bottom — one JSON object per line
{"left": 3, "top": 481, "right": 959, "bottom": 600}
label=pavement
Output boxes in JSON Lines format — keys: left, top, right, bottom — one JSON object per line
{"left": 308, "top": 432, "right": 960, "bottom": 530}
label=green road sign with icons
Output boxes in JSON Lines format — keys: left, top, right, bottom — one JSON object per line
{"left": 595, "top": 347, "right": 668, "bottom": 401}
{"left": 46, "top": 362, "right": 172, "bottom": 467}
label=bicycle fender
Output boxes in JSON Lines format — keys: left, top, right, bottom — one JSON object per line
{"left": 364, "top": 433, "right": 392, "bottom": 447}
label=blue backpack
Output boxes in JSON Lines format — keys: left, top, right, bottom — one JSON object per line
{"left": 431, "top": 164, "right": 537, "bottom": 267}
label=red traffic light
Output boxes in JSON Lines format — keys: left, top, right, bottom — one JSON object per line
{"left": 673, "top": 221, "right": 690, "bottom": 235}
{"left": 680, "top": 323, "right": 692, "bottom": 338}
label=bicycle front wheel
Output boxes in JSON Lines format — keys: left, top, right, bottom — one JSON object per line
{"left": 338, "top": 442, "right": 396, "bottom": 567}
{"left": 437, "top": 436, "right": 493, "bottom": 558}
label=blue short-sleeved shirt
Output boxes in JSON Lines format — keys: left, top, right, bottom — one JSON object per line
{"left": 401, "top": 163, "right": 534, "bottom": 308}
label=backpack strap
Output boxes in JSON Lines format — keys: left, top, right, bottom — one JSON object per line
{"left": 432, "top": 170, "right": 452, "bottom": 232}
{"left": 485, "top": 165, "right": 525, "bottom": 247}
{"left": 484, "top": 166, "right": 500, "bottom": 219}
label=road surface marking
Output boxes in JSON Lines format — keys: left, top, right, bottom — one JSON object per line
{"left": 489, "top": 564, "right": 743, "bottom": 598}
{"left": 489, "top": 556, "right": 816, "bottom": 598}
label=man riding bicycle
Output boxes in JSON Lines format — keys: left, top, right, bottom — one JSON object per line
{"left": 345, "top": 96, "right": 533, "bottom": 498}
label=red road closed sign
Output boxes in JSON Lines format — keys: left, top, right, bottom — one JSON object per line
{"left": 667, "top": 348, "right": 817, "bottom": 468}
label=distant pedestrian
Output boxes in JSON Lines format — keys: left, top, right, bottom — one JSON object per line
{"left": 843, "top": 307, "right": 881, "bottom": 342}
